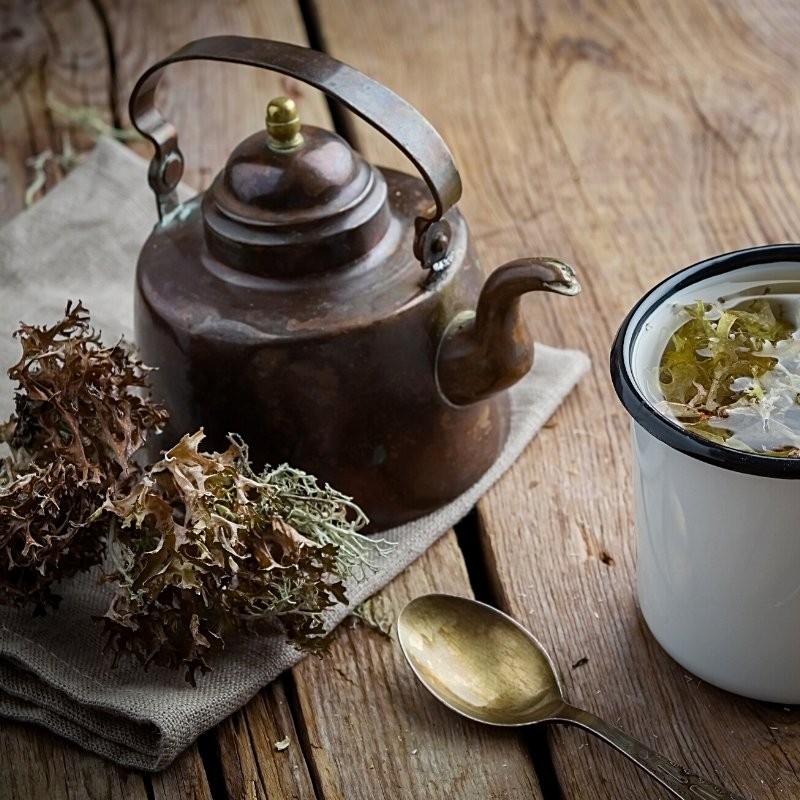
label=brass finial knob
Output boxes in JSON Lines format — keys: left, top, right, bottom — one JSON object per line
{"left": 266, "top": 96, "right": 304, "bottom": 151}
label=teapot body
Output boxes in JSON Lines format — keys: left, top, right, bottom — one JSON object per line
{"left": 135, "top": 168, "right": 509, "bottom": 529}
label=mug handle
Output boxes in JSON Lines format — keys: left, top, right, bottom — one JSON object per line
{"left": 128, "top": 35, "right": 462, "bottom": 269}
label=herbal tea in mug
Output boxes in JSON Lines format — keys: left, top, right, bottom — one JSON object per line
{"left": 611, "top": 247, "right": 800, "bottom": 703}
{"left": 656, "top": 295, "right": 800, "bottom": 457}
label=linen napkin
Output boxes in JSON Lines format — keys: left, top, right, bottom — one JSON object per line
{"left": 0, "top": 137, "right": 590, "bottom": 771}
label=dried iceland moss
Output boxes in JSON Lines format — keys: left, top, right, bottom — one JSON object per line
{"left": 0, "top": 302, "right": 166, "bottom": 610}
{"left": 0, "top": 303, "right": 390, "bottom": 682}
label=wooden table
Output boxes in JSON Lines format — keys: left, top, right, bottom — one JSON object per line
{"left": 2, "top": 1, "right": 800, "bottom": 797}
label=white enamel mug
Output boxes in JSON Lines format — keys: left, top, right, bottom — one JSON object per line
{"left": 611, "top": 245, "right": 800, "bottom": 702}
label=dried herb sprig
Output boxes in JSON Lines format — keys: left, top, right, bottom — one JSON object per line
{"left": 0, "top": 302, "right": 167, "bottom": 611}
{"left": 25, "top": 96, "right": 141, "bottom": 207}
{"left": 100, "top": 431, "right": 390, "bottom": 684}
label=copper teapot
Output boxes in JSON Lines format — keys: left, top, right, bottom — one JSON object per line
{"left": 130, "top": 37, "right": 580, "bottom": 530}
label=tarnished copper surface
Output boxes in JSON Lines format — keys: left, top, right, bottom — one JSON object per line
{"left": 436, "top": 259, "right": 580, "bottom": 406}
{"left": 201, "top": 125, "right": 390, "bottom": 276}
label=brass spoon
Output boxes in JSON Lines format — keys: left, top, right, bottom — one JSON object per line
{"left": 397, "top": 593, "right": 747, "bottom": 800}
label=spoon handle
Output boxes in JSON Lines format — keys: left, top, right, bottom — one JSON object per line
{"left": 556, "top": 704, "right": 748, "bottom": 799}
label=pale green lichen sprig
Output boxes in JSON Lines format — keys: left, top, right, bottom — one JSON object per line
{"left": 99, "top": 431, "right": 394, "bottom": 684}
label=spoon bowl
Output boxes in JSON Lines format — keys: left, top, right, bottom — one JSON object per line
{"left": 397, "top": 591, "right": 564, "bottom": 726}
{"left": 397, "top": 594, "right": 746, "bottom": 800}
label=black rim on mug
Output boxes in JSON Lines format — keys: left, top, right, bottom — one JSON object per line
{"left": 610, "top": 243, "right": 800, "bottom": 480}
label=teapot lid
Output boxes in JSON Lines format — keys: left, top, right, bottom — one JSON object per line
{"left": 201, "top": 97, "right": 390, "bottom": 277}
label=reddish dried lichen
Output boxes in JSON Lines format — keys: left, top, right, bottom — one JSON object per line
{"left": 0, "top": 302, "right": 166, "bottom": 611}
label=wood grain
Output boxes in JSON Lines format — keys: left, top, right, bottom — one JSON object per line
{"left": 0, "top": 718, "right": 149, "bottom": 800}
{"left": 5, "top": 0, "right": 800, "bottom": 798}
{"left": 216, "top": 680, "right": 318, "bottom": 800}
{"left": 313, "top": 1, "right": 800, "bottom": 797}
{"left": 291, "top": 532, "right": 542, "bottom": 800}
{"left": 150, "top": 747, "right": 212, "bottom": 800}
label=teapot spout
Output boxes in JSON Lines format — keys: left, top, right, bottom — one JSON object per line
{"left": 436, "top": 258, "right": 580, "bottom": 406}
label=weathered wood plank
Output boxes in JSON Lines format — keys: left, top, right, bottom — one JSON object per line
{"left": 313, "top": 1, "right": 800, "bottom": 798}
{"left": 9, "top": 1, "right": 798, "bottom": 798}
{"left": 216, "top": 680, "right": 317, "bottom": 800}
{"left": 150, "top": 747, "right": 212, "bottom": 800}
{"left": 291, "top": 531, "right": 542, "bottom": 800}
{"left": 0, "top": 718, "right": 149, "bottom": 800}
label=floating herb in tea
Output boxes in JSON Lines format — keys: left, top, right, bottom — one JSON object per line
{"left": 657, "top": 298, "right": 800, "bottom": 456}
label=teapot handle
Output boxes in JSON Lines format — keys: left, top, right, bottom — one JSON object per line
{"left": 129, "top": 35, "right": 462, "bottom": 270}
